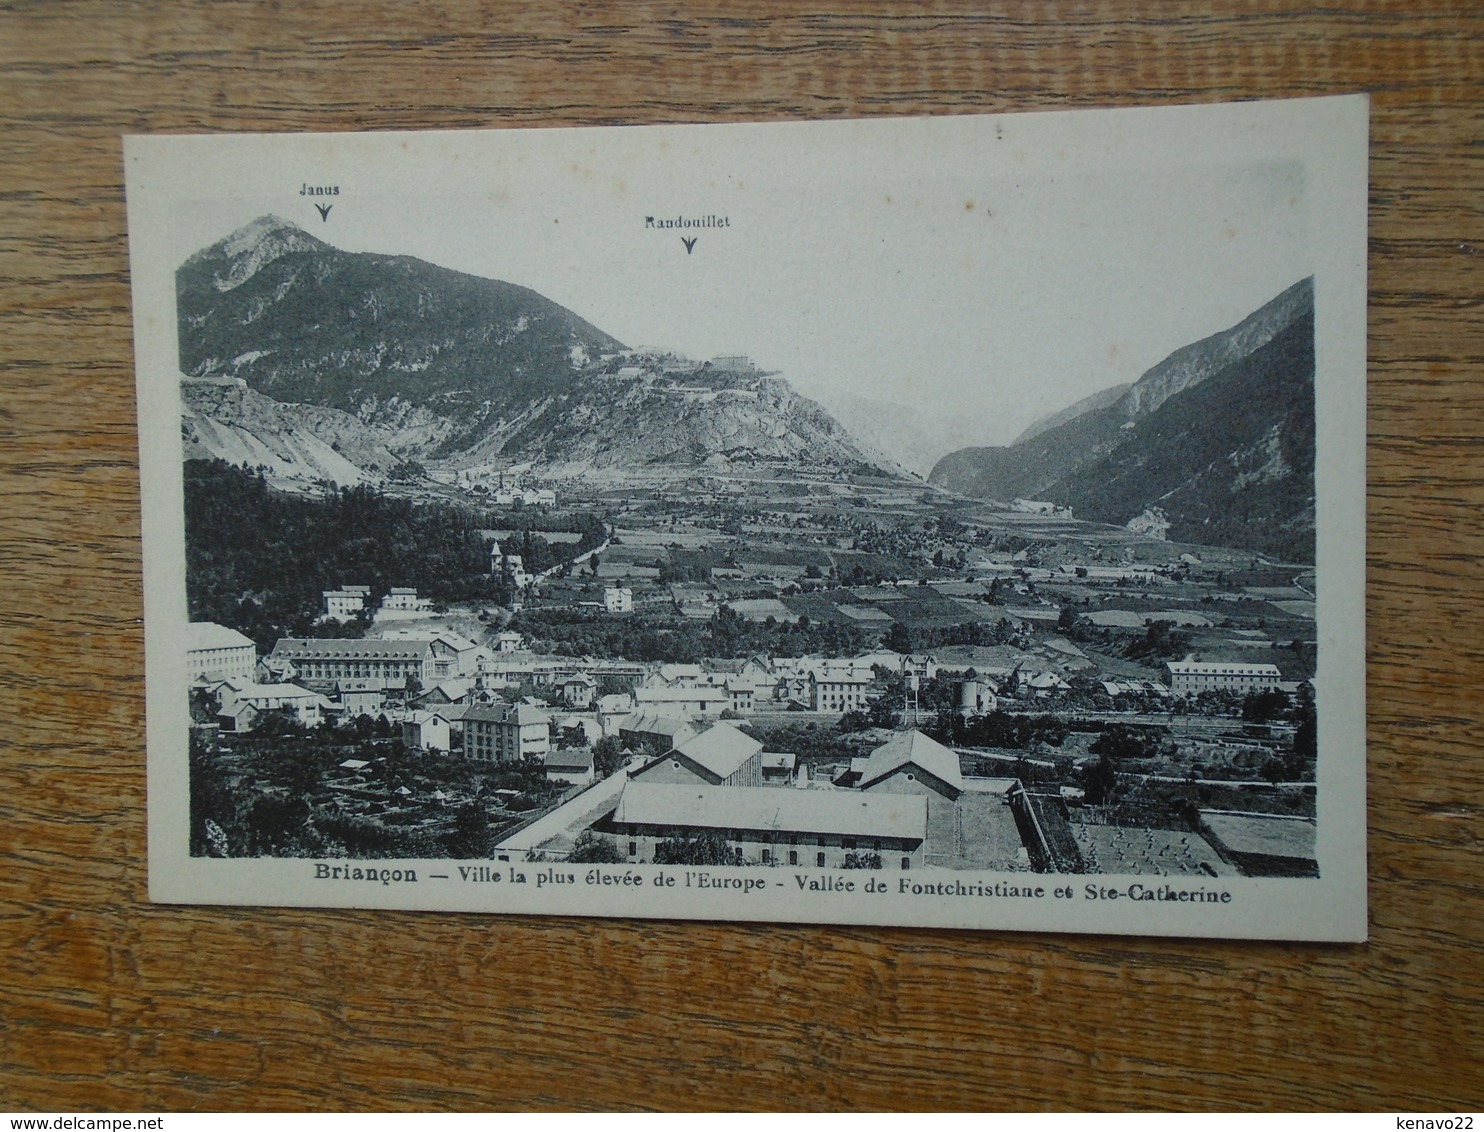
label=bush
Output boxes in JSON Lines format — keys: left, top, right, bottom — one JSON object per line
{"left": 567, "top": 830, "right": 625, "bottom": 863}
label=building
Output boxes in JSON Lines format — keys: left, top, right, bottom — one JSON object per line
{"left": 653, "top": 663, "right": 706, "bottom": 688}
{"left": 1199, "top": 811, "right": 1318, "bottom": 877}
{"left": 903, "top": 654, "right": 940, "bottom": 680}
{"left": 808, "top": 669, "right": 872, "bottom": 714}
{"left": 380, "top": 629, "right": 482, "bottom": 677}
{"left": 857, "top": 730, "right": 965, "bottom": 801}
{"left": 633, "top": 683, "right": 729, "bottom": 720}
{"left": 463, "top": 701, "right": 551, "bottom": 763}
{"left": 1008, "top": 668, "right": 1070, "bottom": 697}
{"left": 186, "top": 622, "right": 258, "bottom": 683}
{"left": 723, "top": 678, "right": 756, "bottom": 715}
{"left": 630, "top": 722, "right": 764, "bottom": 788}
{"left": 761, "top": 751, "right": 798, "bottom": 784}
{"left": 617, "top": 712, "right": 696, "bottom": 754}
{"left": 1166, "top": 661, "right": 1284, "bottom": 696}
{"left": 493, "top": 630, "right": 525, "bottom": 653}
{"left": 544, "top": 747, "right": 596, "bottom": 787}
{"left": 491, "top": 541, "right": 534, "bottom": 590}
{"left": 381, "top": 587, "right": 430, "bottom": 613}
{"left": 708, "top": 355, "right": 758, "bottom": 372}
{"left": 212, "top": 679, "right": 329, "bottom": 732}
{"left": 402, "top": 710, "right": 453, "bottom": 754}
{"left": 559, "top": 672, "right": 598, "bottom": 709}
{"left": 596, "top": 693, "right": 634, "bottom": 735}
{"left": 762, "top": 657, "right": 879, "bottom": 709}
{"left": 336, "top": 679, "right": 385, "bottom": 717}
{"left": 322, "top": 588, "right": 367, "bottom": 619}
{"left": 957, "top": 679, "right": 998, "bottom": 717}
{"left": 607, "top": 781, "right": 927, "bottom": 868}
{"left": 603, "top": 585, "right": 634, "bottom": 614}
{"left": 268, "top": 638, "right": 437, "bottom": 691}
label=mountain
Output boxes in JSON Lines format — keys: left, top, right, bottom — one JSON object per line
{"left": 178, "top": 215, "right": 625, "bottom": 455}
{"left": 181, "top": 376, "right": 443, "bottom": 485}
{"left": 177, "top": 217, "right": 883, "bottom": 482}
{"left": 1012, "top": 383, "right": 1130, "bottom": 445}
{"left": 929, "top": 278, "right": 1316, "bottom": 562}
{"left": 450, "top": 369, "right": 882, "bottom": 477}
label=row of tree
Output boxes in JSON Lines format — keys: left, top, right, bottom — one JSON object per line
{"left": 185, "top": 459, "right": 602, "bottom": 650}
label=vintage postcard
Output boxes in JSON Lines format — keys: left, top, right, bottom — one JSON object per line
{"left": 126, "top": 96, "right": 1368, "bottom": 939}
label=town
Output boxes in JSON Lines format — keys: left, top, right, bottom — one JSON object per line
{"left": 185, "top": 452, "right": 1319, "bottom": 880}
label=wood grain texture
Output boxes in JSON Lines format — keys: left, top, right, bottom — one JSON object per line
{"left": 2, "top": 0, "right": 1481, "bottom": 1111}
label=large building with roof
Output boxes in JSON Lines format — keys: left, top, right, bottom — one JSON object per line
{"left": 463, "top": 701, "right": 551, "bottom": 763}
{"left": 268, "top": 637, "right": 441, "bottom": 690}
{"left": 633, "top": 682, "right": 729, "bottom": 720}
{"left": 630, "top": 722, "right": 764, "bottom": 788}
{"left": 607, "top": 781, "right": 928, "bottom": 869}
{"left": 1166, "top": 661, "right": 1283, "bottom": 695}
{"left": 211, "top": 678, "right": 329, "bottom": 732}
{"left": 1199, "top": 811, "right": 1318, "bottom": 877}
{"left": 322, "top": 587, "right": 368, "bottom": 619}
{"left": 857, "top": 730, "right": 965, "bottom": 801}
{"left": 402, "top": 709, "right": 453, "bottom": 754}
{"left": 618, "top": 711, "right": 698, "bottom": 754}
{"left": 186, "top": 621, "right": 258, "bottom": 683}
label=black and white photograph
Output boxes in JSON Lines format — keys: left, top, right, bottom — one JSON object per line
{"left": 127, "top": 96, "right": 1368, "bottom": 937}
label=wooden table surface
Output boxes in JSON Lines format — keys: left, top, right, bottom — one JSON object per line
{"left": 3, "top": 0, "right": 1482, "bottom": 1112}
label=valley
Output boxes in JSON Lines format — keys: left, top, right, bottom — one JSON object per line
{"left": 178, "top": 215, "right": 1322, "bottom": 877}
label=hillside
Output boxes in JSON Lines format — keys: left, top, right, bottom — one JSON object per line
{"left": 929, "top": 278, "right": 1316, "bottom": 561}
{"left": 177, "top": 218, "right": 885, "bottom": 482}
{"left": 1012, "top": 383, "right": 1130, "bottom": 446}
{"left": 178, "top": 215, "right": 625, "bottom": 451}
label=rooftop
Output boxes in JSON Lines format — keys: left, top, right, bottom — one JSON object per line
{"left": 858, "top": 730, "right": 965, "bottom": 793}
{"left": 464, "top": 702, "right": 550, "bottom": 727}
{"left": 1200, "top": 811, "right": 1317, "bottom": 862}
{"left": 1168, "top": 661, "right": 1283, "bottom": 675}
{"left": 546, "top": 749, "right": 596, "bottom": 772}
{"left": 612, "top": 782, "right": 927, "bottom": 841}
{"left": 271, "top": 638, "right": 430, "bottom": 660}
{"left": 230, "top": 681, "right": 323, "bottom": 701}
{"left": 635, "top": 685, "right": 728, "bottom": 703}
{"left": 618, "top": 712, "right": 698, "bottom": 740}
{"left": 672, "top": 722, "right": 763, "bottom": 779}
{"left": 187, "top": 621, "right": 256, "bottom": 652}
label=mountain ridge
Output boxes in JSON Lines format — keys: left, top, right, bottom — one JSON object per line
{"left": 177, "top": 217, "right": 886, "bottom": 484}
{"left": 929, "top": 278, "right": 1316, "bottom": 561}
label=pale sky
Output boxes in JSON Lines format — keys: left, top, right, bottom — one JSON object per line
{"left": 155, "top": 105, "right": 1316, "bottom": 447}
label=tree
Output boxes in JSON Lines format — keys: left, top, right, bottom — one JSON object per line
{"left": 652, "top": 831, "right": 737, "bottom": 865}
{"left": 883, "top": 622, "right": 914, "bottom": 653}
{"left": 1089, "top": 724, "right": 1165, "bottom": 762}
{"left": 1083, "top": 753, "right": 1120, "bottom": 806}
{"left": 245, "top": 794, "right": 311, "bottom": 855}
{"left": 446, "top": 802, "right": 491, "bottom": 858}
{"left": 592, "top": 735, "right": 624, "bottom": 778}
{"left": 567, "top": 830, "right": 626, "bottom": 863}
{"left": 1242, "top": 688, "right": 1291, "bottom": 723}
{"left": 1293, "top": 682, "right": 1317, "bottom": 759}
{"left": 842, "top": 851, "right": 883, "bottom": 870}
{"left": 1127, "top": 619, "right": 1190, "bottom": 660}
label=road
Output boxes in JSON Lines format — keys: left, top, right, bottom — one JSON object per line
{"left": 534, "top": 524, "right": 613, "bottom": 583}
